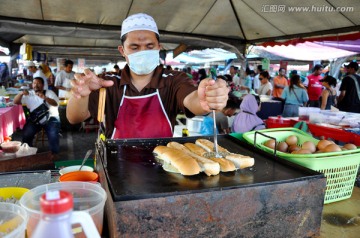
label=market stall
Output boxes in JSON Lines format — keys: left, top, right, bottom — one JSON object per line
{"left": 257, "top": 98, "right": 283, "bottom": 120}
{"left": 307, "top": 123, "right": 360, "bottom": 146}
{"left": 264, "top": 108, "right": 360, "bottom": 145}
{"left": 0, "top": 104, "right": 26, "bottom": 143}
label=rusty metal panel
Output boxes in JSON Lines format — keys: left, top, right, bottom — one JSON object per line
{"left": 114, "top": 178, "right": 326, "bottom": 237}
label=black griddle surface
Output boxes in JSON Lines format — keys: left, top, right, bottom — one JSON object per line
{"left": 103, "top": 135, "right": 322, "bottom": 201}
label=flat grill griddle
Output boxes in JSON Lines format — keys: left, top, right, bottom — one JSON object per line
{"left": 100, "top": 135, "right": 322, "bottom": 201}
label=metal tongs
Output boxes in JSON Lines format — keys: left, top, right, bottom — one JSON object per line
{"left": 212, "top": 109, "right": 222, "bottom": 158}
{"left": 205, "top": 71, "right": 222, "bottom": 158}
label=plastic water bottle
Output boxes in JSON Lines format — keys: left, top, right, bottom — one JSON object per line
{"left": 31, "top": 190, "right": 100, "bottom": 238}
{"left": 0, "top": 86, "right": 6, "bottom": 96}
{"left": 0, "top": 96, "right": 5, "bottom": 108}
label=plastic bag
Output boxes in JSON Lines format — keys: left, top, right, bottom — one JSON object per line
{"left": 199, "top": 116, "right": 219, "bottom": 135}
{"left": 15, "top": 143, "right": 38, "bottom": 158}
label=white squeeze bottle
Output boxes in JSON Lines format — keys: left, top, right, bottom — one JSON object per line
{"left": 31, "top": 190, "right": 100, "bottom": 238}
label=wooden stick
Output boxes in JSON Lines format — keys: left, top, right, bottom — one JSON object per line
{"left": 97, "top": 88, "right": 106, "bottom": 122}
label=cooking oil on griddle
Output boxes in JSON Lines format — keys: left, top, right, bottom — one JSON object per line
{"left": 117, "top": 145, "right": 158, "bottom": 167}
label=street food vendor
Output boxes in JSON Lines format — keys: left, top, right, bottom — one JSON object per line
{"left": 66, "top": 13, "right": 229, "bottom": 139}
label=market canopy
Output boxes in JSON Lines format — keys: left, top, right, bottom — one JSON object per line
{"left": 315, "top": 38, "right": 360, "bottom": 53}
{"left": 253, "top": 42, "right": 358, "bottom": 61}
{"left": 0, "top": 0, "right": 359, "bottom": 62}
{"left": 165, "top": 48, "right": 237, "bottom": 65}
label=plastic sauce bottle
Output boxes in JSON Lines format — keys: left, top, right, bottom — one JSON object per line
{"left": 31, "top": 190, "right": 100, "bottom": 238}
{"left": 182, "top": 128, "right": 189, "bottom": 137}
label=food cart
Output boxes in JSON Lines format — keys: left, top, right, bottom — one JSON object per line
{"left": 95, "top": 134, "right": 326, "bottom": 237}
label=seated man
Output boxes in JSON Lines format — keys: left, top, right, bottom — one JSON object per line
{"left": 13, "top": 77, "right": 60, "bottom": 154}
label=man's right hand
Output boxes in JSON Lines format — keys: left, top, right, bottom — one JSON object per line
{"left": 71, "top": 69, "right": 114, "bottom": 98}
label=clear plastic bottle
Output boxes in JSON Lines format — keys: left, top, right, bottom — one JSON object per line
{"left": 31, "top": 190, "right": 74, "bottom": 238}
{"left": 0, "top": 86, "right": 6, "bottom": 96}
{"left": 31, "top": 190, "right": 100, "bottom": 238}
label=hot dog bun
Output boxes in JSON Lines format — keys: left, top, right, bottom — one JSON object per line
{"left": 153, "top": 145, "right": 201, "bottom": 176}
{"left": 153, "top": 146, "right": 180, "bottom": 173}
{"left": 225, "top": 154, "right": 255, "bottom": 169}
{"left": 207, "top": 157, "right": 236, "bottom": 172}
{"left": 195, "top": 139, "right": 229, "bottom": 154}
{"left": 183, "top": 143, "right": 235, "bottom": 172}
{"left": 195, "top": 139, "right": 254, "bottom": 170}
{"left": 167, "top": 142, "right": 220, "bottom": 176}
{"left": 183, "top": 143, "right": 207, "bottom": 157}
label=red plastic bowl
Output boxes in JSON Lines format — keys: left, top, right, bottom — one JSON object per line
{"left": 0, "top": 141, "right": 22, "bottom": 153}
{"left": 59, "top": 171, "right": 99, "bottom": 182}
{"left": 265, "top": 117, "right": 297, "bottom": 129}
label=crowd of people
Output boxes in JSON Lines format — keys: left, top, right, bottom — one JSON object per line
{"left": 185, "top": 61, "right": 360, "bottom": 135}
{"left": 7, "top": 56, "right": 360, "bottom": 145}
{"left": 3, "top": 53, "right": 360, "bottom": 149}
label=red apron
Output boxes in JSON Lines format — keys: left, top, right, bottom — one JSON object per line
{"left": 112, "top": 86, "right": 173, "bottom": 139}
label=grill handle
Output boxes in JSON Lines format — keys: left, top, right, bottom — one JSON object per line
{"left": 254, "top": 131, "right": 278, "bottom": 157}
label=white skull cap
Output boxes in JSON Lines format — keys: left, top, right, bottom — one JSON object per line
{"left": 24, "top": 61, "right": 35, "bottom": 67}
{"left": 120, "top": 13, "right": 159, "bottom": 38}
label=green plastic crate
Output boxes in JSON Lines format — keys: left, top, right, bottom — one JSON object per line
{"left": 280, "top": 152, "right": 359, "bottom": 204}
{"left": 229, "top": 132, "right": 244, "bottom": 142}
{"left": 234, "top": 128, "right": 360, "bottom": 204}
{"left": 242, "top": 127, "right": 360, "bottom": 158}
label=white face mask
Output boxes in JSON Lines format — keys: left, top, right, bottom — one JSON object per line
{"left": 126, "top": 50, "right": 160, "bottom": 75}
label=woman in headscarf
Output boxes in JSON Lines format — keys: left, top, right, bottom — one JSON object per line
{"left": 232, "top": 94, "right": 265, "bottom": 133}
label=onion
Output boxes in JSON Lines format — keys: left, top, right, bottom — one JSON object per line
{"left": 285, "top": 135, "right": 298, "bottom": 146}
{"left": 323, "top": 144, "right": 342, "bottom": 153}
{"left": 302, "top": 141, "right": 316, "bottom": 153}
{"left": 343, "top": 143, "right": 357, "bottom": 150}
{"left": 264, "top": 139, "right": 276, "bottom": 149}
{"left": 317, "top": 140, "right": 333, "bottom": 151}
